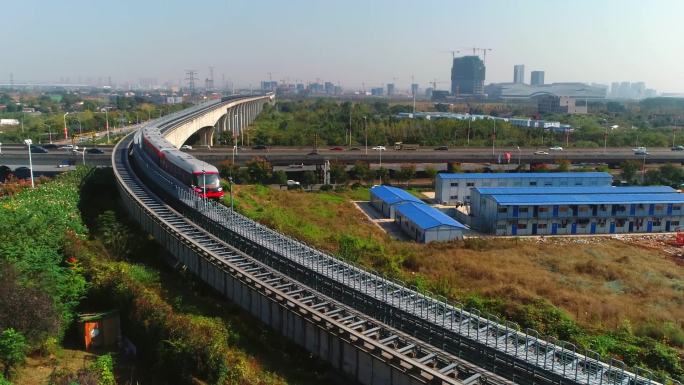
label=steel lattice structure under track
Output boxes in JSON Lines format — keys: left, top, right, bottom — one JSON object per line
{"left": 113, "top": 97, "right": 677, "bottom": 385}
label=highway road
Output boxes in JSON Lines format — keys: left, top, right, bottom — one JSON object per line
{"left": 1, "top": 145, "right": 683, "bottom": 171}
{"left": 185, "top": 145, "right": 684, "bottom": 166}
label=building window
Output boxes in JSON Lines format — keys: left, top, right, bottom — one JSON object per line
{"left": 537, "top": 223, "right": 548, "bottom": 229}
{"left": 529, "top": 181, "right": 537, "bottom": 186}
{"left": 578, "top": 207, "right": 588, "bottom": 212}
{"left": 559, "top": 207, "right": 569, "bottom": 212}
{"left": 655, "top": 205, "right": 664, "bottom": 210}
{"left": 519, "top": 208, "right": 529, "bottom": 213}
{"left": 517, "top": 223, "right": 528, "bottom": 229}
{"left": 538, "top": 207, "right": 549, "bottom": 212}
{"left": 465, "top": 195, "right": 471, "bottom": 200}
{"left": 673, "top": 205, "right": 681, "bottom": 211}
{"left": 498, "top": 207, "right": 508, "bottom": 213}
{"left": 450, "top": 195, "right": 459, "bottom": 200}
{"left": 544, "top": 182, "right": 552, "bottom": 186}
{"left": 450, "top": 182, "right": 459, "bottom": 187}
{"left": 671, "top": 221, "right": 680, "bottom": 226}
{"left": 466, "top": 182, "right": 475, "bottom": 187}
{"left": 496, "top": 224, "right": 507, "bottom": 230}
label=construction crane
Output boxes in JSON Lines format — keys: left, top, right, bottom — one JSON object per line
{"left": 444, "top": 47, "right": 494, "bottom": 65}
{"left": 441, "top": 50, "right": 461, "bottom": 59}
{"left": 429, "top": 79, "right": 447, "bottom": 90}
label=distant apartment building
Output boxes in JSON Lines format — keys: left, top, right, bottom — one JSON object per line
{"left": 425, "top": 87, "right": 433, "bottom": 99}
{"left": 370, "top": 87, "right": 384, "bottom": 96}
{"left": 537, "top": 95, "right": 588, "bottom": 114}
{"left": 451, "top": 56, "right": 485, "bottom": 96}
{"left": 411, "top": 83, "right": 419, "bottom": 96}
{"left": 513, "top": 65, "right": 525, "bottom": 84}
{"left": 530, "top": 71, "right": 545, "bottom": 86}
{"left": 610, "top": 81, "right": 654, "bottom": 99}
{"left": 261, "top": 81, "right": 277, "bottom": 92}
{"left": 387, "top": 83, "right": 395, "bottom": 96}
{"left": 324, "top": 82, "right": 335, "bottom": 94}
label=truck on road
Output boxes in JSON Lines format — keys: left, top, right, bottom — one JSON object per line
{"left": 394, "top": 142, "right": 419, "bottom": 150}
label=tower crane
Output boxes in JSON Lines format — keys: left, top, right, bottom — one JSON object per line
{"left": 444, "top": 47, "right": 494, "bottom": 65}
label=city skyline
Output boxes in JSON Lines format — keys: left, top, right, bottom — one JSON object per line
{"left": 2, "top": 0, "right": 684, "bottom": 92}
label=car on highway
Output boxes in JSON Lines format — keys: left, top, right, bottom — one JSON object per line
{"left": 30, "top": 145, "right": 48, "bottom": 153}
{"left": 180, "top": 144, "right": 193, "bottom": 150}
{"left": 57, "top": 159, "right": 75, "bottom": 168}
{"left": 633, "top": 147, "right": 648, "bottom": 155}
{"left": 42, "top": 144, "right": 58, "bottom": 150}
{"left": 434, "top": 146, "right": 448, "bottom": 151}
{"left": 372, "top": 145, "right": 386, "bottom": 151}
{"left": 671, "top": 145, "right": 684, "bottom": 151}
{"left": 534, "top": 150, "right": 549, "bottom": 155}
{"left": 549, "top": 146, "right": 563, "bottom": 151}
{"left": 252, "top": 144, "right": 267, "bottom": 150}
{"left": 86, "top": 148, "right": 104, "bottom": 154}
{"left": 286, "top": 180, "right": 301, "bottom": 187}
{"left": 349, "top": 147, "right": 360, "bottom": 151}
{"left": 329, "top": 146, "right": 344, "bottom": 151}
{"left": 307, "top": 151, "right": 319, "bottom": 156}
{"left": 288, "top": 163, "right": 304, "bottom": 169}
{"left": 60, "top": 145, "right": 78, "bottom": 151}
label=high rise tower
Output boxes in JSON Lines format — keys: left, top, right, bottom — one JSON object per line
{"left": 514, "top": 64, "right": 525, "bottom": 84}
{"left": 531, "top": 71, "right": 545, "bottom": 86}
{"left": 451, "top": 56, "right": 485, "bottom": 96}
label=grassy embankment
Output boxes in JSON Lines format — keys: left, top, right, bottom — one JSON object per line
{"left": 0, "top": 168, "right": 335, "bottom": 385}
{"left": 229, "top": 184, "right": 684, "bottom": 382}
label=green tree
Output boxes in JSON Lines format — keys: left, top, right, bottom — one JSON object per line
{"left": 424, "top": 165, "right": 438, "bottom": 181}
{"left": 556, "top": 159, "right": 571, "bottom": 172}
{"left": 272, "top": 170, "right": 288, "bottom": 185}
{"left": 620, "top": 160, "right": 640, "bottom": 184}
{"left": 245, "top": 157, "right": 272, "bottom": 184}
{"left": 397, "top": 164, "right": 416, "bottom": 187}
{"left": 330, "top": 162, "right": 348, "bottom": 185}
{"left": 302, "top": 170, "right": 317, "bottom": 190}
{"left": 376, "top": 167, "right": 389, "bottom": 184}
{"left": 0, "top": 328, "right": 27, "bottom": 378}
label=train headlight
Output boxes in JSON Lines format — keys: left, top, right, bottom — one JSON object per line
{"left": 217, "top": 187, "right": 223, "bottom": 192}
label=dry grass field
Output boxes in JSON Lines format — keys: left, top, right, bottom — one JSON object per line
{"left": 230, "top": 185, "right": 684, "bottom": 380}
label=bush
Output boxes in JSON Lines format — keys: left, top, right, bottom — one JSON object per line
{"left": 0, "top": 328, "right": 27, "bottom": 379}
{"left": 319, "top": 184, "right": 333, "bottom": 191}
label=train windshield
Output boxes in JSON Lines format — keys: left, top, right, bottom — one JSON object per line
{"left": 195, "top": 173, "right": 220, "bottom": 187}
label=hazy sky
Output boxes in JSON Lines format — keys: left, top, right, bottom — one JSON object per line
{"left": 2, "top": 0, "right": 683, "bottom": 92}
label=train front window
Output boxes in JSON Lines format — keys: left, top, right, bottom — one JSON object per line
{"left": 195, "top": 173, "right": 220, "bottom": 187}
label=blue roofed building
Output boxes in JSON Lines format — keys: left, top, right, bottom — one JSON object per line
{"left": 395, "top": 202, "right": 466, "bottom": 242}
{"left": 370, "top": 185, "right": 424, "bottom": 218}
{"left": 472, "top": 186, "right": 684, "bottom": 235}
{"left": 435, "top": 172, "right": 613, "bottom": 205}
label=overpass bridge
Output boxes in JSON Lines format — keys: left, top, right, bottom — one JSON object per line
{"left": 112, "top": 95, "right": 673, "bottom": 385}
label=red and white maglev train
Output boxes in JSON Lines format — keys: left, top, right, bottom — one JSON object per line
{"left": 136, "top": 126, "right": 224, "bottom": 199}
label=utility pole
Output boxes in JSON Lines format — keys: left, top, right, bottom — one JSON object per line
{"left": 673, "top": 117, "right": 678, "bottom": 147}
{"left": 492, "top": 119, "right": 496, "bottom": 156}
{"left": 364, "top": 116, "right": 368, "bottom": 155}
{"left": 348, "top": 108, "right": 352, "bottom": 148}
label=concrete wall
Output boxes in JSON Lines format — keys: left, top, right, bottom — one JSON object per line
{"left": 117, "top": 182, "right": 445, "bottom": 385}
